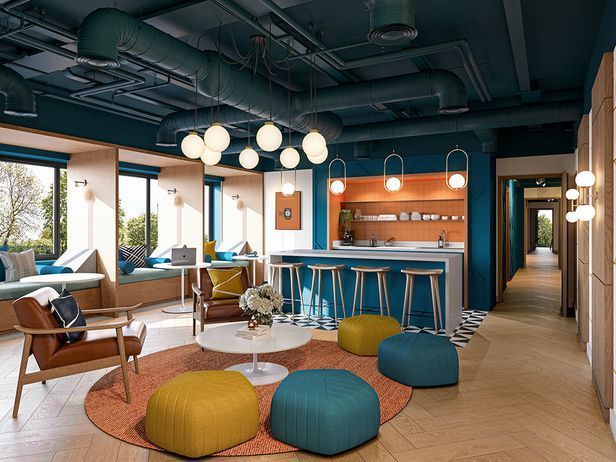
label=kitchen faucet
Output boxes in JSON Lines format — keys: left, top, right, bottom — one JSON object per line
{"left": 385, "top": 237, "right": 395, "bottom": 247}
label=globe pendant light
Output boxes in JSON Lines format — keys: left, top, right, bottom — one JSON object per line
{"left": 203, "top": 123, "right": 230, "bottom": 152}
{"left": 239, "top": 146, "right": 259, "bottom": 169}
{"left": 201, "top": 145, "right": 222, "bottom": 166}
{"left": 328, "top": 156, "right": 347, "bottom": 195}
{"left": 256, "top": 121, "right": 283, "bottom": 152}
{"left": 383, "top": 151, "right": 403, "bottom": 192}
{"left": 303, "top": 130, "right": 327, "bottom": 157}
{"left": 181, "top": 131, "right": 205, "bottom": 159}
{"left": 445, "top": 146, "right": 469, "bottom": 190}
{"left": 307, "top": 146, "right": 328, "bottom": 164}
{"left": 280, "top": 147, "right": 300, "bottom": 169}
{"left": 281, "top": 168, "right": 296, "bottom": 197}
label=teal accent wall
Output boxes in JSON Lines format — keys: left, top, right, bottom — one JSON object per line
{"left": 312, "top": 150, "right": 496, "bottom": 310}
{"left": 211, "top": 183, "right": 222, "bottom": 242}
{"left": 507, "top": 180, "right": 525, "bottom": 278}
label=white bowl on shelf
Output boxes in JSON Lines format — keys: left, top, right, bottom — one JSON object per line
{"left": 411, "top": 215, "right": 422, "bottom": 221}
{"left": 431, "top": 214, "right": 441, "bottom": 220}
{"left": 451, "top": 215, "right": 460, "bottom": 221}
{"left": 441, "top": 216, "right": 450, "bottom": 220}
{"left": 422, "top": 214, "right": 431, "bottom": 220}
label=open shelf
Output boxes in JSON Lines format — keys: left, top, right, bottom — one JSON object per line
{"left": 342, "top": 198, "right": 464, "bottom": 204}
{"left": 351, "top": 220, "right": 464, "bottom": 223}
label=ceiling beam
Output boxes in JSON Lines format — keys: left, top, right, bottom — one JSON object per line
{"left": 503, "top": 0, "right": 531, "bottom": 93}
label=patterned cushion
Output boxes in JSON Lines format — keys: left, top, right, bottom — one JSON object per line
{"left": 0, "top": 245, "right": 7, "bottom": 281}
{"left": 207, "top": 267, "right": 244, "bottom": 299}
{"left": 0, "top": 249, "right": 36, "bottom": 282}
{"left": 119, "top": 245, "right": 147, "bottom": 268}
{"left": 204, "top": 240, "right": 217, "bottom": 261}
{"left": 49, "top": 289, "right": 86, "bottom": 344}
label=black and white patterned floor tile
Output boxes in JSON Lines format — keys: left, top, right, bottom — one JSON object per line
{"left": 273, "top": 309, "right": 488, "bottom": 348}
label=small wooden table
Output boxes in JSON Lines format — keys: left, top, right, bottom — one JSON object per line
{"left": 231, "top": 255, "right": 268, "bottom": 285}
{"left": 153, "top": 262, "right": 211, "bottom": 314}
{"left": 20, "top": 273, "right": 105, "bottom": 291}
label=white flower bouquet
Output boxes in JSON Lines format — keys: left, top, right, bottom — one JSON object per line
{"left": 239, "top": 283, "right": 284, "bottom": 327}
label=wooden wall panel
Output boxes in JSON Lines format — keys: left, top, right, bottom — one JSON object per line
{"left": 222, "top": 174, "right": 265, "bottom": 283}
{"left": 578, "top": 261, "right": 589, "bottom": 343}
{"left": 592, "top": 52, "right": 613, "bottom": 120}
{"left": 158, "top": 165, "right": 204, "bottom": 260}
{"left": 67, "top": 149, "right": 119, "bottom": 307}
{"left": 591, "top": 274, "right": 614, "bottom": 416}
{"left": 577, "top": 115, "right": 590, "bottom": 344}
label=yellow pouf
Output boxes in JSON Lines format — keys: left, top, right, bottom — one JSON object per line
{"left": 338, "top": 314, "right": 401, "bottom": 356}
{"left": 145, "top": 370, "right": 259, "bottom": 458}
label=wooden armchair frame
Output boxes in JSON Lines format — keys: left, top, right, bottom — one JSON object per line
{"left": 12, "top": 304, "right": 142, "bottom": 418}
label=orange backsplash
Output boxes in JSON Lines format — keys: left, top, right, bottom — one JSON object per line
{"left": 328, "top": 174, "right": 467, "bottom": 245}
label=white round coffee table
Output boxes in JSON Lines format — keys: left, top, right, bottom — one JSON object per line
{"left": 196, "top": 323, "right": 312, "bottom": 386}
{"left": 153, "top": 262, "right": 211, "bottom": 314}
{"left": 20, "top": 272, "right": 105, "bottom": 291}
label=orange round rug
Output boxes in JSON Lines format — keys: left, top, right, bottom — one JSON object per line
{"left": 85, "top": 339, "right": 412, "bottom": 456}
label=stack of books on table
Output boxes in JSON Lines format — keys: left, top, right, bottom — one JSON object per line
{"left": 236, "top": 325, "right": 271, "bottom": 339}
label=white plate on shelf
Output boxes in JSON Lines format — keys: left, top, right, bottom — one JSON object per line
{"left": 422, "top": 215, "right": 431, "bottom": 220}
{"left": 451, "top": 216, "right": 460, "bottom": 220}
{"left": 441, "top": 216, "right": 450, "bottom": 220}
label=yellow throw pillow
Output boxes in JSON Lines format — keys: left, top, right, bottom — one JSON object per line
{"left": 208, "top": 267, "right": 244, "bottom": 299}
{"left": 204, "top": 240, "right": 217, "bottom": 261}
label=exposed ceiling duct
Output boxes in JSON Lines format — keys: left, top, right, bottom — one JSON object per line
{"left": 76, "top": 8, "right": 468, "bottom": 144}
{"left": 0, "top": 65, "right": 36, "bottom": 117}
{"left": 366, "top": 0, "right": 417, "bottom": 46}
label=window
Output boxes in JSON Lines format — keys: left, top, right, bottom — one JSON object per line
{"left": 0, "top": 159, "right": 66, "bottom": 259}
{"left": 119, "top": 174, "right": 158, "bottom": 254}
{"left": 204, "top": 184, "right": 211, "bottom": 241}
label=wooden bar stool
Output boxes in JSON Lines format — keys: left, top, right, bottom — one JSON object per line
{"left": 351, "top": 266, "right": 391, "bottom": 316}
{"left": 400, "top": 268, "right": 444, "bottom": 332}
{"left": 307, "top": 263, "right": 347, "bottom": 322}
{"left": 269, "top": 262, "right": 304, "bottom": 318}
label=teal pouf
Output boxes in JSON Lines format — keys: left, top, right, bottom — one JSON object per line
{"left": 270, "top": 369, "right": 380, "bottom": 455}
{"left": 378, "top": 333, "right": 459, "bottom": 386}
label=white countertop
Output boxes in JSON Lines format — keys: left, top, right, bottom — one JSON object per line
{"left": 331, "top": 240, "right": 464, "bottom": 254}
{"left": 269, "top": 249, "right": 463, "bottom": 263}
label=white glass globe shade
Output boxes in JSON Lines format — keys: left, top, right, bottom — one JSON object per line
{"left": 203, "top": 123, "right": 230, "bottom": 152}
{"left": 565, "top": 188, "right": 580, "bottom": 201}
{"left": 307, "top": 146, "right": 328, "bottom": 164}
{"left": 565, "top": 211, "right": 578, "bottom": 223}
{"left": 201, "top": 146, "right": 221, "bottom": 166}
{"left": 329, "top": 179, "right": 346, "bottom": 195}
{"left": 281, "top": 182, "right": 296, "bottom": 197}
{"left": 302, "top": 130, "right": 327, "bottom": 157}
{"left": 385, "top": 176, "right": 402, "bottom": 192}
{"left": 575, "top": 170, "right": 596, "bottom": 188}
{"left": 280, "top": 147, "right": 300, "bottom": 169}
{"left": 448, "top": 173, "right": 466, "bottom": 190}
{"left": 576, "top": 204, "right": 596, "bottom": 221}
{"left": 256, "top": 122, "right": 283, "bottom": 152}
{"left": 181, "top": 132, "right": 205, "bottom": 159}
{"left": 239, "top": 147, "right": 259, "bottom": 169}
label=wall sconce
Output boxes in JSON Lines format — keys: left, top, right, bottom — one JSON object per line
{"left": 166, "top": 187, "right": 182, "bottom": 206}
{"left": 231, "top": 194, "right": 243, "bottom": 209}
{"left": 74, "top": 179, "right": 93, "bottom": 201}
{"left": 281, "top": 169, "right": 296, "bottom": 197}
{"left": 565, "top": 170, "right": 596, "bottom": 223}
{"left": 383, "top": 151, "right": 403, "bottom": 193}
{"left": 328, "top": 157, "right": 347, "bottom": 195}
{"left": 445, "top": 146, "right": 469, "bottom": 190}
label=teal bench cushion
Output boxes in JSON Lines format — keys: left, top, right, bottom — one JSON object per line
{"left": 118, "top": 267, "right": 183, "bottom": 285}
{"left": 270, "top": 369, "right": 380, "bottom": 455}
{"left": 378, "top": 333, "right": 459, "bottom": 387}
{"left": 0, "top": 280, "right": 99, "bottom": 301}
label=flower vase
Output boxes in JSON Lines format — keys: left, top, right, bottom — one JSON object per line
{"left": 252, "top": 313, "right": 273, "bottom": 328}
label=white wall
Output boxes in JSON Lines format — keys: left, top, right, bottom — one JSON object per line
{"left": 264, "top": 169, "right": 313, "bottom": 254}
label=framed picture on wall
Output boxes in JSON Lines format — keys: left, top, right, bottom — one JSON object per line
{"left": 276, "top": 192, "right": 301, "bottom": 230}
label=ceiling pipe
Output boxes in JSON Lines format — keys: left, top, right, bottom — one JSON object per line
{"left": 365, "top": 0, "right": 417, "bottom": 46}
{"left": 76, "top": 8, "right": 469, "bottom": 142}
{"left": 0, "top": 64, "right": 36, "bottom": 116}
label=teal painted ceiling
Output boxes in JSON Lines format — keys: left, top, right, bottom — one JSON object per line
{"left": 0, "top": 0, "right": 607, "bottom": 168}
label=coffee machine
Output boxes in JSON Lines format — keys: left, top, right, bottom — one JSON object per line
{"left": 342, "top": 228, "right": 355, "bottom": 245}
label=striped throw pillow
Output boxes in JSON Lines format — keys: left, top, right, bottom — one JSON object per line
{"left": 0, "top": 249, "right": 37, "bottom": 282}
{"left": 207, "top": 267, "right": 245, "bottom": 299}
{"left": 119, "top": 245, "right": 147, "bottom": 268}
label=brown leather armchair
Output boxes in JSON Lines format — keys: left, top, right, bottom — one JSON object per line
{"left": 192, "top": 266, "right": 251, "bottom": 335}
{"left": 11, "top": 287, "right": 146, "bottom": 417}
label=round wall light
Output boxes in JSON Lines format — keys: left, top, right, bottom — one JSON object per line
{"left": 203, "top": 123, "right": 230, "bottom": 152}
{"left": 565, "top": 188, "right": 580, "bottom": 201}
{"left": 280, "top": 147, "right": 300, "bottom": 169}
{"left": 565, "top": 210, "right": 578, "bottom": 223}
{"left": 239, "top": 146, "right": 259, "bottom": 169}
{"left": 575, "top": 171, "right": 596, "bottom": 188}
{"left": 256, "top": 122, "right": 283, "bottom": 152}
{"left": 576, "top": 204, "right": 596, "bottom": 222}
{"left": 181, "top": 131, "right": 205, "bottom": 159}
{"left": 302, "top": 130, "right": 327, "bottom": 157}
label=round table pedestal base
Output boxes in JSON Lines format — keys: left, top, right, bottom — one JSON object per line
{"left": 162, "top": 305, "right": 193, "bottom": 315}
{"left": 225, "top": 359, "right": 288, "bottom": 386}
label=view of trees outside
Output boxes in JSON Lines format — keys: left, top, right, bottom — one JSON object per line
{"left": 0, "top": 161, "right": 66, "bottom": 255}
{"left": 118, "top": 175, "right": 158, "bottom": 249}
{"left": 537, "top": 210, "right": 553, "bottom": 248}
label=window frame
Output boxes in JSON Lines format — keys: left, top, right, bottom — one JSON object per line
{"left": 0, "top": 155, "right": 65, "bottom": 260}
{"left": 118, "top": 171, "right": 158, "bottom": 255}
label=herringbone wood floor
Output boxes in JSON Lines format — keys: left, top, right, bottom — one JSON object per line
{"left": 0, "top": 248, "right": 614, "bottom": 461}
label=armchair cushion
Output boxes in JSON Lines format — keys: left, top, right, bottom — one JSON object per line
{"left": 204, "top": 240, "right": 217, "bottom": 260}
{"left": 207, "top": 267, "right": 245, "bottom": 299}
{"left": 39, "top": 265, "right": 73, "bottom": 275}
{"left": 49, "top": 289, "right": 86, "bottom": 344}
{"left": 119, "top": 245, "right": 147, "bottom": 268}
{"left": 215, "top": 251, "right": 238, "bottom": 261}
{"left": 0, "top": 249, "right": 37, "bottom": 282}
{"left": 144, "top": 257, "right": 171, "bottom": 267}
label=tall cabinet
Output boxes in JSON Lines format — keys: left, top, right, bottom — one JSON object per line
{"left": 590, "top": 52, "right": 614, "bottom": 418}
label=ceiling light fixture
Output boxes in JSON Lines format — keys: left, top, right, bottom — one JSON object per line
{"left": 203, "top": 29, "right": 229, "bottom": 156}
{"left": 281, "top": 168, "right": 296, "bottom": 197}
{"left": 279, "top": 65, "right": 300, "bottom": 169}
{"left": 181, "top": 131, "right": 205, "bottom": 159}
{"left": 239, "top": 146, "right": 259, "bottom": 169}
{"left": 328, "top": 156, "right": 347, "bottom": 195}
{"left": 201, "top": 145, "right": 222, "bottom": 166}
{"left": 384, "top": 151, "right": 403, "bottom": 192}
{"left": 302, "top": 55, "right": 327, "bottom": 161}
{"left": 256, "top": 31, "right": 283, "bottom": 152}
{"left": 445, "top": 146, "right": 469, "bottom": 190}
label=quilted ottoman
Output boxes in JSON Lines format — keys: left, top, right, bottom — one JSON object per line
{"left": 145, "top": 370, "right": 259, "bottom": 458}
{"left": 270, "top": 369, "right": 380, "bottom": 455}
{"left": 338, "top": 314, "right": 401, "bottom": 356}
{"left": 378, "top": 332, "right": 459, "bottom": 386}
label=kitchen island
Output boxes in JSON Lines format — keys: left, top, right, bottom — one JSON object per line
{"left": 269, "top": 248, "right": 463, "bottom": 335}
